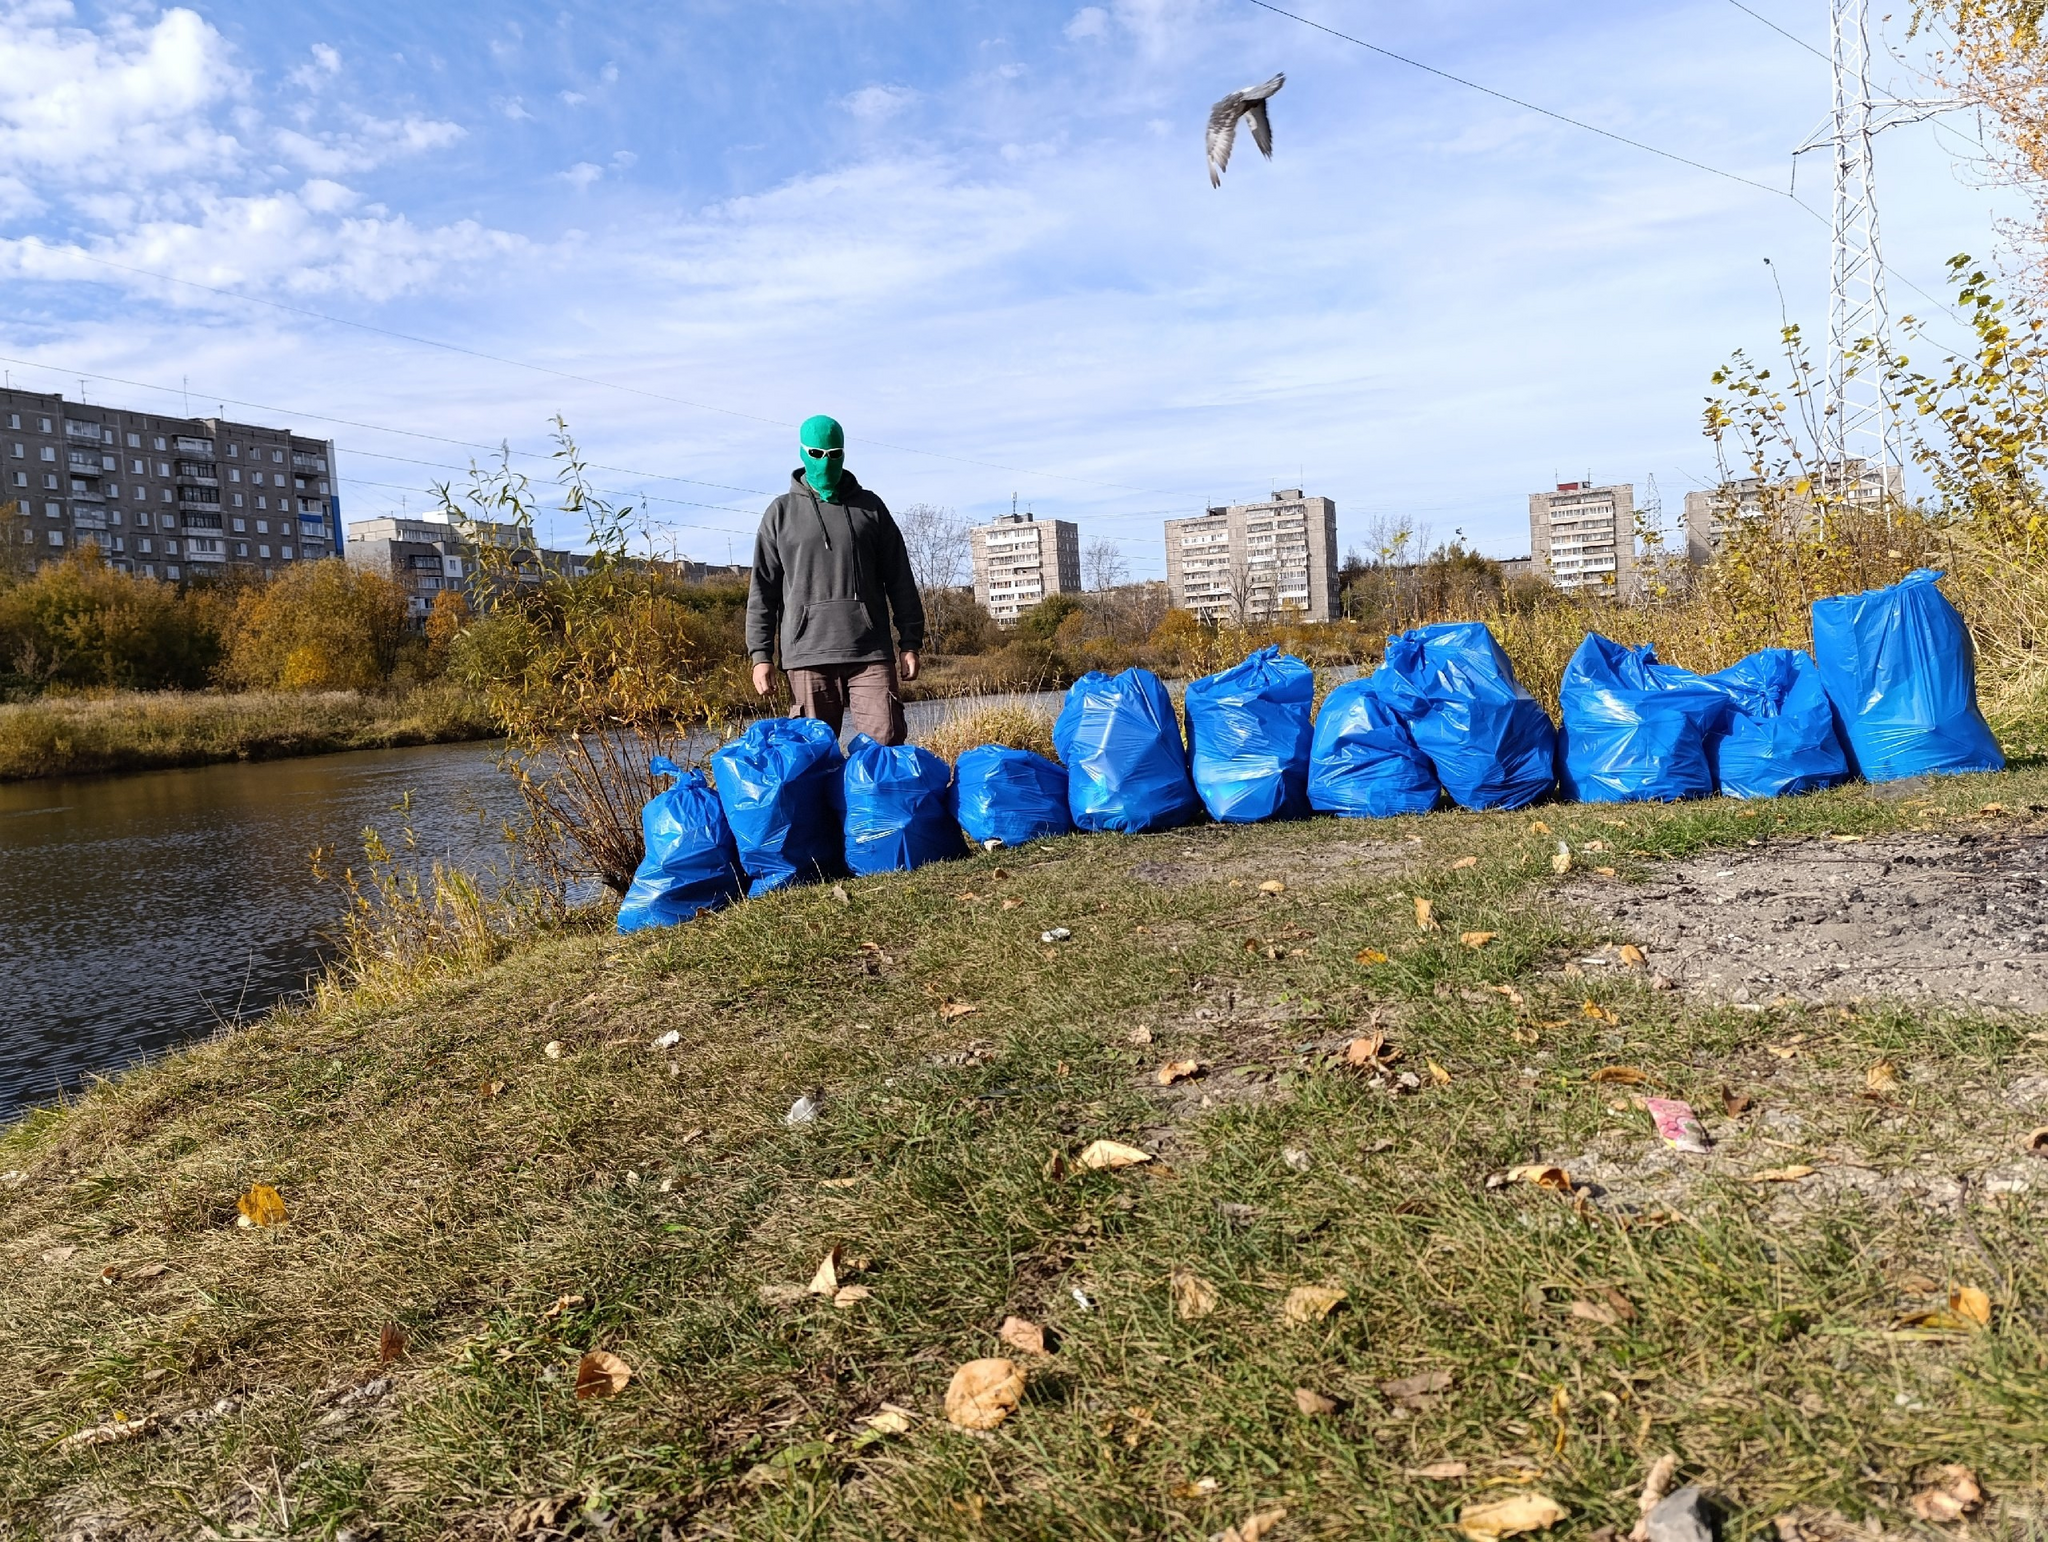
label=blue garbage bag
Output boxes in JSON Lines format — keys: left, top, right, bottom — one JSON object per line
{"left": 616, "top": 757, "right": 745, "bottom": 933}
{"left": 1371, "top": 622, "right": 1556, "bottom": 810}
{"left": 1703, "top": 648, "right": 1851, "bottom": 799}
{"left": 1811, "top": 568, "right": 2005, "bottom": 782}
{"left": 1307, "top": 677, "right": 1441, "bottom": 818}
{"left": 1052, "top": 668, "right": 1202, "bottom": 834}
{"left": 710, "top": 716, "right": 846, "bottom": 897}
{"left": 953, "top": 745, "right": 1074, "bottom": 848}
{"left": 843, "top": 734, "right": 963, "bottom": 875}
{"left": 1183, "top": 646, "right": 1315, "bottom": 822}
{"left": 1556, "top": 634, "right": 1728, "bottom": 804}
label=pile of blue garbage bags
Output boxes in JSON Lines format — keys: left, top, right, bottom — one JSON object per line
{"left": 617, "top": 568, "right": 2005, "bottom": 932}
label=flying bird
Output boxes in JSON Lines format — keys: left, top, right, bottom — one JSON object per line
{"left": 1205, "top": 72, "right": 1284, "bottom": 188}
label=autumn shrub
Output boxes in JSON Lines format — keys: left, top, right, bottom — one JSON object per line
{"left": 219, "top": 559, "right": 408, "bottom": 691}
{"left": 0, "top": 545, "right": 221, "bottom": 694}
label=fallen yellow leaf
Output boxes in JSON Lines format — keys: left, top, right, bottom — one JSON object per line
{"left": 1156, "top": 1059, "right": 1202, "bottom": 1086}
{"left": 1458, "top": 1491, "right": 1568, "bottom": 1541}
{"left": 575, "top": 1349, "right": 633, "bottom": 1400}
{"left": 1452, "top": 855, "right": 1479, "bottom": 870}
{"left": 1076, "top": 1140, "right": 1151, "bottom": 1171}
{"left": 1551, "top": 849, "right": 1572, "bottom": 875}
{"left": 379, "top": 1322, "right": 408, "bottom": 1363}
{"left": 1410, "top": 1460, "right": 1470, "bottom": 1479}
{"left": 1343, "top": 1032, "right": 1399, "bottom": 1068}
{"left": 1505, "top": 1164, "right": 1573, "bottom": 1191}
{"left": 1171, "top": 1267, "right": 1219, "bottom": 1320}
{"left": 997, "top": 1315, "right": 1048, "bottom": 1355}
{"left": 1588, "top": 1066, "right": 1648, "bottom": 1085}
{"left": 820, "top": 1176, "right": 861, "bottom": 1189}
{"left": 1617, "top": 944, "right": 1646, "bottom": 968}
{"left": 1414, "top": 896, "right": 1437, "bottom": 930}
{"left": 1293, "top": 1387, "right": 1339, "bottom": 1415}
{"left": 1529, "top": 820, "right": 1551, "bottom": 836}
{"left": 1259, "top": 879, "right": 1286, "bottom": 895}
{"left": 543, "top": 1040, "right": 564, "bottom": 1059}
{"left": 1569, "top": 1298, "right": 1621, "bottom": 1327}
{"left": 937, "top": 999, "right": 979, "bottom": 1021}
{"left": 1129, "top": 1026, "right": 1153, "bottom": 1046}
{"left": 944, "top": 1357, "right": 1024, "bottom": 1430}
{"left": 1216, "top": 1508, "right": 1287, "bottom": 1542}
{"left": 1460, "top": 931, "right": 1497, "bottom": 949}
{"left": 1380, "top": 1368, "right": 1453, "bottom": 1409}
{"left": 866, "top": 1407, "right": 913, "bottom": 1435}
{"left": 1766, "top": 1044, "right": 1799, "bottom": 1060}
{"left": 1866, "top": 1059, "right": 1900, "bottom": 1094}
{"left": 1281, "top": 1285, "right": 1347, "bottom": 1325}
{"left": 235, "top": 1183, "right": 288, "bottom": 1229}
{"left": 1745, "top": 1165, "right": 1816, "bottom": 1183}
{"left": 1950, "top": 1285, "right": 1992, "bottom": 1328}
{"left": 1354, "top": 948, "right": 1389, "bottom": 965}
{"left": 1428, "top": 1059, "right": 1453, "bottom": 1086}
{"left": 480, "top": 1079, "right": 505, "bottom": 1098}
{"left": 831, "top": 1285, "right": 871, "bottom": 1309}
{"left": 807, "top": 1246, "right": 842, "bottom": 1297}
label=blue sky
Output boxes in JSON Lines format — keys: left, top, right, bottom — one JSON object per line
{"left": 0, "top": 0, "right": 2022, "bottom": 575}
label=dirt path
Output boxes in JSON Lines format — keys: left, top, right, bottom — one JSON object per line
{"left": 1579, "top": 828, "right": 2048, "bottom": 1010}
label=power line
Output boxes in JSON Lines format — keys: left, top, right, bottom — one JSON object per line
{"left": 1238, "top": 0, "right": 1797, "bottom": 198}
{"left": 1724, "top": 0, "right": 1831, "bottom": 63}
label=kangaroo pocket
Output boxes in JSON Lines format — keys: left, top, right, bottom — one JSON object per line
{"left": 793, "top": 596, "right": 878, "bottom": 656}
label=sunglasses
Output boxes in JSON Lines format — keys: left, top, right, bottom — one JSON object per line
{"left": 804, "top": 446, "right": 844, "bottom": 460}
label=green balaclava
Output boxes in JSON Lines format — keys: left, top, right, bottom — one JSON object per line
{"left": 799, "top": 414, "right": 846, "bottom": 500}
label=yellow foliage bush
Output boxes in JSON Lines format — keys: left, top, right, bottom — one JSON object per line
{"left": 220, "top": 559, "right": 408, "bottom": 692}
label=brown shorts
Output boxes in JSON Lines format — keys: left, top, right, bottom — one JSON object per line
{"left": 786, "top": 659, "right": 907, "bottom": 746}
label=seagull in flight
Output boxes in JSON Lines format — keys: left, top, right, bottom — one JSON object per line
{"left": 1206, "top": 72, "right": 1284, "bottom": 187}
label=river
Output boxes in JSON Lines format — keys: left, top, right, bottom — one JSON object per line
{"left": 0, "top": 695, "right": 1067, "bottom": 1120}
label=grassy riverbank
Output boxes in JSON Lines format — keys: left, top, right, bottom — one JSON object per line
{"left": 0, "top": 685, "right": 498, "bottom": 781}
{"left": 6, "top": 775, "right": 2048, "bottom": 1539}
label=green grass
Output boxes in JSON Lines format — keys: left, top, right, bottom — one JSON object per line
{"left": 0, "top": 682, "right": 497, "bottom": 781}
{"left": 4, "top": 774, "right": 2047, "bottom": 1539}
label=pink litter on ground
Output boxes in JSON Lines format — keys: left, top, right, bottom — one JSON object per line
{"left": 1646, "top": 1097, "right": 1711, "bottom": 1155}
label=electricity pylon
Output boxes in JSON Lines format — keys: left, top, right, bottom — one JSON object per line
{"left": 1794, "top": 0, "right": 1950, "bottom": 484}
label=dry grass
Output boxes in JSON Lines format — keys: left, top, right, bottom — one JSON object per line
{"left": 5, "top": 772, "right": 2048, "bottom": 1539}
{"left": 0, "top": 683, "right": 495, "bottom": 781}
{"left": 918, "top": 701, "right": 1058, "bottom": 764}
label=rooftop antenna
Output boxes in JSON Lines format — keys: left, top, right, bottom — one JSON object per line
{"left": 181, "top": 375, "right": 190, "bottom": 417}
{"left": 1794, "top": 0, "right": 1952, "bottom": 481}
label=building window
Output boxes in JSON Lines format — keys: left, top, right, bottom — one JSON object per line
{"left": 131, "top": 459, "right": 143, "bottom": 473}
{"left": 48, "top": 530, "right": 63, "bottom": 547}
{"left": 10, "top": 473, "right": 21, "bottom": 488}
{"left": 235, "top": 541, "right": 249, "bottom": 557}
{"left": 111, "top": 536, "right": 125, "bottom": 554}
{"left": 256, "top": 518, "right": 268, "bottom": 531}
{"left": 156, "top": 462, "right": 169, "bottom": 476}
{"left": 256, "top": 497, "right": 267, "bottom": 510}
{"left": 227, "top": 443, "right": 239, "bottom": 458}
{"left": 153, "top": 436, "right": 166, "bottom": 451}
{"left": 281, "top": 545, "right": 293, "bottom": 560}
{"left": 165, "top": 539, "right": 179, "bottom": 555}
{"left": 166, "top": 565, "right": 179, "bottom": 579}
{"left": 4, "top": 414, "right": 15, "bottom": 429}
{"left": 44, "top": 502, "right": 59, "bottom": 517}
{"left": 229, "top": 468, "right": 240, "bottom": 483}
{"left": 139, "top": 538, "right": 153, "bottom": 554}
{"left": 127, "top": 433, "right": 141, "bottom": 448}
{"left": 161, "top": 489, "right": 172, "bottom": 503}
{"left": 257, "top": 544, "right": 271, "bottom": 558}
{"left": 39, "top": 417, "right": 52, "bottom": 432}
{"left": 272, "top": 448, "right": 284, "bottom": 462}
{"left": 232, "top": 493, "right": 243, "bottom": 508}
{"left": 39, "top": 446, "right": 54, "bottom": 462}
{"left": 8, "top": 443, "right": 19, "bottom": 458}
{"left": 232, "top": 517, "right": 246, "bottom": 532}
{"left": 109, "top": 511, "right": 122, "bottom": 526}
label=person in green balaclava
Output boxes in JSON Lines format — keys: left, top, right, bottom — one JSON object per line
{"left": 745, "top": 415, "right": 925, "bottom": 745}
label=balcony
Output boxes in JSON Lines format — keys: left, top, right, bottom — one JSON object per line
{"left": 174, "top": 437, "right": 214, "bottom": 455}
{"left": 65, "top": 420, "right": 105, "bottom": 441}
{"left": 177, "top": 488, "right": 223, "bottom": 510}
{"left": 175, "top": 463, "right": 218, "bottom": 485}
{"left": 181, "top": 512, "right": 223, "bottom": 530}
{"left": 291, "top": 453, "right": 327, "bottom": 473}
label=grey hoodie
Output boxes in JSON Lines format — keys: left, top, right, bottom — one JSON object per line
{"left": 745, "top": 470, "right": 926, "bottom": 670}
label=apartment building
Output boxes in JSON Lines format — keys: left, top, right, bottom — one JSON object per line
{"left": 1681, "top": 459, "right": 1904, "bottom": 565}
{"left": 1528, "top": 480, "right": 1636, "bottom": 593}
{"left": 1, "top": 386, "right": 340, "bottom": 581}
{"left": 969, "top": 510, "right": 1081, "bottom": 626}
{"left": 345, "top": 515, "right": 592, "bottom": 622}
{"left": 1163, "top": 489, "right": 1339, "bottom": 624}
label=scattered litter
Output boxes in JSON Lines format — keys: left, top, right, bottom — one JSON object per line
{"left": 1908, "top": 1464, "right": 1982, "bottom": 1524}
{"left": 1410, "top": 1460, "right": 1470, "bottom": 1479}
{"left": 866, "top": 1405, "right": 914, "bottom": 1434}
{"left": 945, "top": 1358, "right": 1024, "bottom": 1430}
{"left": 1552, "top": 842, "right": 1573, "bottom": 875}
{"left": 0, "top": 1170, "right": 26, "bottom": 1188}
{"left": 1647, "top": 1097, "right": 1711, "bottom": 1155}
{"left": 1041, "top": 927, "right": 1072, "bottom": 944}
{"left": 57, "top": 1413, "right": 159, "bottom": 1451}
{"left": 1492, "top": 1164, "right": 1573, "bottom": 1192}
{"left": 235, "top": 1183, "right": 288, "bottom": 1229}
{"left": 1744, "top": 1166, "right": 1815, "bottom": 1184}
{"left": 651, "top": 1030, "right": 681, "bottom": 1050}
{"left": 1281, "top": 1145, "right": 1313, "bottom": 1173}
{"left": 830, "top": 884, "right": 850, "bottom": 905}
{"left": 1130, "top": 1026, "right": 1153, "bottom": 1045}
{"left": 1642, "top": 1485, "right": 1715, "bottom": 1542}
{"left": 543, "top": 1041, "right": 564, "bottom": 1060}
{"left": 784, "top": 1095, "right": 820, "bottom": 1126}
{"left": 1212, "top": 1506, "right": 1287, "bottom": 1542}
{"left": 1070, "top": 1285, "right": 1095, "bottom": 1311}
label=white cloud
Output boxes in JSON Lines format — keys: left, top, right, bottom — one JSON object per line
{"left": 500, "top": 96, "right": 533, "bottom": 122}
{"left": 275, "top": 114, "right": 463, "bottom": 175}
{"left": 287, "top": 42, "right": 341, "bottom": 88}
{"left": 1064, "top": 7, "right": 1109, "bottom": 41}
{"left": 611, "top": 149, "right": 637, "bottom": 169}
{"left": 559, "top": 90, "right": 586, "bottom": 106}
{"left": 560, "top": 161, "right": 603, "bottom": 189}
{"left": 842, "top": 84, "right": 918, "bottom": 122}
{"left": 0, "top": 4, "right": 245, "bottom": 189}
{"left": 600, "top": 62, "right": 618, "bottom": 83}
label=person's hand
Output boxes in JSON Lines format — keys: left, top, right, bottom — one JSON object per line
{"left": 752, "top": 661, "right": 774, "bottom": 697}
{"left": 899, "top": 649, "right": 920, "bottom": 683}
